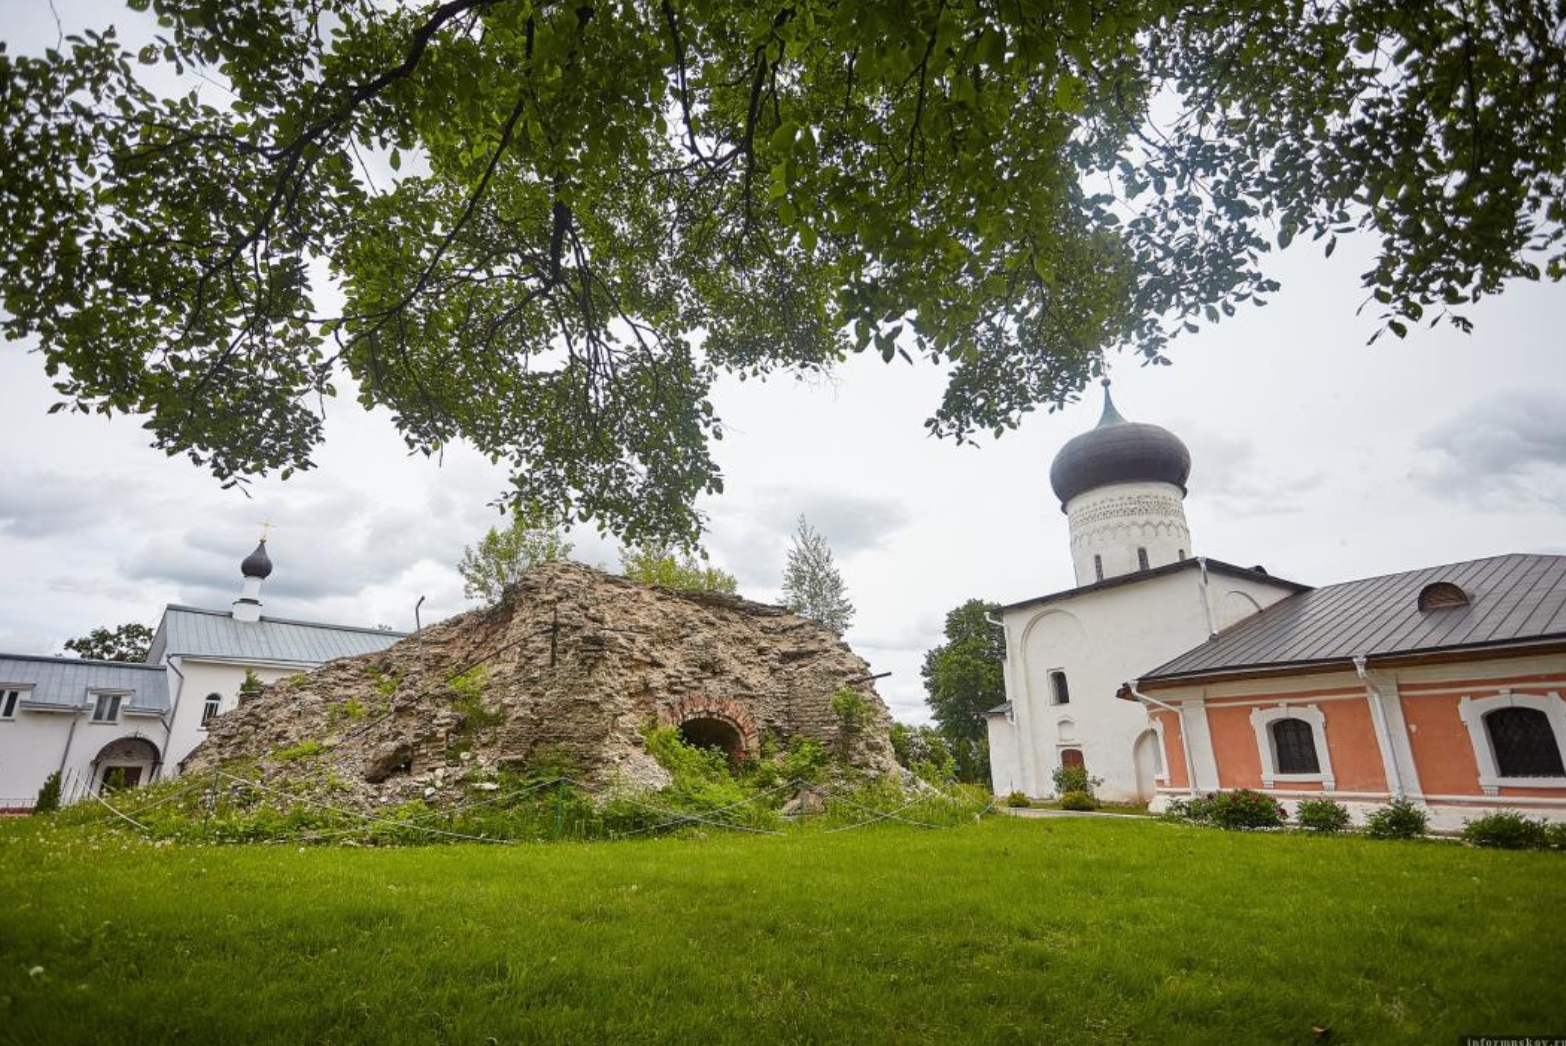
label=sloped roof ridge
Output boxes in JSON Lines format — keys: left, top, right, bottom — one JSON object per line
{"left": 163, "top": 604, "right": 410, "bottom": 636}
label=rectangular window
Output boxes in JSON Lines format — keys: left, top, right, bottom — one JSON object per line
{"left": 1137, "top": 547, "right": 1151, "bottom": 571}
{"left": 91, "top": 692, "right": 124, "bottom": 723}
{"left": 1050, "top": 671, "right": 1071, "bottom": 706}
{"left": 0, "top": 689, "right": 21, "bottom": 720}
{"left": 1093, "top": 555, "right": 1104, "bottom": 582}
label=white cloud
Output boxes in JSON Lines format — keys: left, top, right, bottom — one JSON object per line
{"left": 1413, "top": 389, "right": 1566, "bottom": 506}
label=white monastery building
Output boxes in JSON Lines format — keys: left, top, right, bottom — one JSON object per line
{"left": 0, "top": 541, "right": 403, "bottom": 808}
{"left": 987, "top": 381, "right": 1566, "bottom": 829}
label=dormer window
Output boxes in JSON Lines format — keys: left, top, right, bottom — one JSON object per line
{"left": 1418, "top": 581, "right": 1469, "bottom": 611}
{"left": 91, "top": 692, "right": 125, "bottom": 723}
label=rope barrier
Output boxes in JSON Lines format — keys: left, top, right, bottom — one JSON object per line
{"left": 288, "top": 775, "right": 569, "bottom": 844}
{"left": 90, "top": 789, "right": 151, "bottom": 832}
{"left": 609, "top": 777, "right": 807, "bottom": 839}
{"left": 216, "top": 771, "right": 511, "bottom": 845}
{"left": 67, "top": 763, "right": 994, "bottom": 846}
{"left": 819, "top": 787, "right": 951, "bottom": 833}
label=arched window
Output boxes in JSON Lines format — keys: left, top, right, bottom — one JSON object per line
{"left": 1050, "top": 671, "right": 1070, "bottom": 706}
{"left": 1137, "top": 547, "right": 1150, "bottom": 571}
{"left": 1271, "top": 718, "right": 1320, "bottom": 774}
{"left": 1417, "top": 581, "right": 1469, "bottom": 611}
{"left": 201, "top": 692, "right": 222, "bottom": 726}
{"left": 1178, "top": 549, "right": 1187, "bottom": 561}
{"left": 1486, "top": 707, "right": 1566, "bottom": 778}
{"left": 1093, "top": 555, "right": 1104, "bottom": 582}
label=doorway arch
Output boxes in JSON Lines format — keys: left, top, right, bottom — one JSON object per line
{"left": 661, "top": 697, "right": 759, "bottom": 762}
{"left": 91, "top": 735, "right": 161, "bottom": 793}
{"left": 1132, "top": 729, "right": 1162, "bottom": 801}
{"left": 678, "top": 717, "right": 748, "bottom": 760}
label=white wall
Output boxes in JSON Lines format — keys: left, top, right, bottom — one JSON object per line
{"left": 1065, "top": 480, "right": 1192, "bottom": 586}
{"left": 164, "top": 658, "right": 303, "bottom": 773}
{"left": 997, "top": 566, "right": 1297, "bottom": 802}
{"left": 0, "top": 708, "right": 167, "bottom": 806}
{"left": 985, "top": 715, "right": 1023, "bottom": 796}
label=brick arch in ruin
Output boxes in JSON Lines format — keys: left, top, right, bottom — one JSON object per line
{"left": 661, "top": 696, "right": 761, "bottom": 761}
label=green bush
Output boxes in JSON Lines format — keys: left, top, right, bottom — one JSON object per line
{"left": 1364, "top": 797, "right": 1428, "bottom": 840}
{"left": 1460, "top": 811, "right": 1550, "bottom": 850}
{"left": 1058, "top": 790, "right": 1097, "bottom": 812}
{"left": 1294, "top": 797, "right": 1351, "bottom": 833}
{"left": 448, "top": 666, "right": 504, "bottom": 733}
{"left": 273, "top": 740, "right": 325, "bottom": 763}
{"left": 33, "top": 771, "right": 62, "bottom": 814}
{"left": 1546, "top": 822, "right": 1566, "bottom": 850}
{"left": 1178, "top": 789, "right": 1285, "bottom": 830}
{"left": 1052, "top": 764, "right": 1102, "bottom": 797}
{"left": 1004, "top": 791, "right": 1031, "bottom": 809}
{"left": 830, "top": 688, "right": 873, "bottom": 761}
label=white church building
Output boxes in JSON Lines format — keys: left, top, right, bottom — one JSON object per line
{"left": 987, "top": 382, "right": 1566, "bottom": 829}
{"left": 986, "top": 381, "right": 1311, "bottom": 802}
{"left": 0, "top": 541, "right": 404, "bottom": 809}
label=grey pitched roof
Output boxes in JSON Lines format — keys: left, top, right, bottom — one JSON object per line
{"left": 0, "top": 654, "right": 169, "bottom": 713}
{"left": 1000, "top": 556, "right": 1309, "bottom": 614}
{"left": 148, "top": 605, "right": 407, "bottom": 666}
{"left": 983, "top": 702, "right": 1013, "bottom": 717}
{"left": 1140, "top": 554, "right": 1566, "bottom": 685}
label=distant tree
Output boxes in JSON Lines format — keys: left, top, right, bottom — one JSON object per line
{"left": 921, "top": 600, "right": 1005, "bottom": 783}
{"left": 781, "top": 516, "right": 854, "bottom": 635}
{"left": 458, "top": 504, "right": 574, "bottom": 604}
{"left": 63, "top": 623, "right": 153, "bottom": 663}
{"left": 890, "top": 722, "right": 957, "bottom": 783}
{"left": 619, "top": 546, "right": 737, "bottom": 593}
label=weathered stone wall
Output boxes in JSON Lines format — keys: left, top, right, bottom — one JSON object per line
{"left": 186, "top": 562, "right": 896, "bottom": 807}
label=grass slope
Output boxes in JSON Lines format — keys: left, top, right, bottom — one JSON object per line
{"left": 2, "top": 817, "right": 1562, "bottom": 1045}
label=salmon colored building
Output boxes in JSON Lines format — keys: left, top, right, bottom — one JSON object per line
{"left": 1124, "top": 554, "right": 1566, "bottom": 831}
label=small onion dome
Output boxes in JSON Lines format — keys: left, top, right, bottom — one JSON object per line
{"left": 1048, "top": 380, "right": 1192, "bottom": 507}
{"left": 240, "top": 539, "right": 274, "bottom": 580}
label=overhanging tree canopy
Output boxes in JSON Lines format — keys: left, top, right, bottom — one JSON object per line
{"left": 3, "top": 0, "right": 1561, "bottom": 541}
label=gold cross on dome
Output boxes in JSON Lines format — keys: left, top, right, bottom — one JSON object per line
{"left": 257, "top": 521, "right": 276, "bottom": 541}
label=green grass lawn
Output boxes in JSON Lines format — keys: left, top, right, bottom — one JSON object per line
{"left": 2, "top": 816, "right": 1562, "bottom": 1046}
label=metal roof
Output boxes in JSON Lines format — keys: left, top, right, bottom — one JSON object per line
{"left": 983, "top": 702, "right": 1013, "bottom": 717}
{"left": 999, "top": 557, "right": 1309, "bottom": 615}
{"left": 148, "top": 605, "right": 407, "bottom": 666}
{"left": 0, "top": 654, "right": 169, "bottom": 713}
{"left": 1140, "top": 554, "right": 1566, "bottom": 684}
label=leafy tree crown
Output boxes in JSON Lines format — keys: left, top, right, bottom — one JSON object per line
{"left": 63, "top": 623, "right": 154, "bottom": 663}
{"left": 4, "top": 1, "right": 1561, "bottom": 539}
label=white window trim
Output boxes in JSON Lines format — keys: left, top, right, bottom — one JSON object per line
{"left": 199, "top": 692, "right": 224, "bottom": 730}
{"left": 89, "top": 689, "right": 130, "bottom": 723}
{"left": 0, "top": 685, "right": 31, "bottom": 721}
{"left": 1149, "top": 717, "right": 1169, "bottom": 783}
{"left": 1249, "top": 703, "right": 1334, "bottom": 790}
{"left": 1458, "top": 690, "right": 1566, "bottom": 794}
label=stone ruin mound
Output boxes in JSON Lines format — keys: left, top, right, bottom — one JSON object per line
{"left": 186, "top": 561, "right": 897, "bottom": 810}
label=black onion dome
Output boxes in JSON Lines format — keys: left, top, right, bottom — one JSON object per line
{"left": 1048, "top": 381, "right": 1192, "bottom": 507}
{"left": 240, "top": 540, "right": 274, "bottom": 580}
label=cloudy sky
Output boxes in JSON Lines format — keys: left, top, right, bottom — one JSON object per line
{"left": 2, "top": 5, "right": 1564, "bottom": 724}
